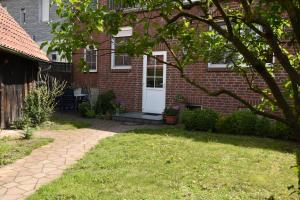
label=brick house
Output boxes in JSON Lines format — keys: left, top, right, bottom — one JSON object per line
{"left": 72, "top": 0, "right": 267, "bottom": 115}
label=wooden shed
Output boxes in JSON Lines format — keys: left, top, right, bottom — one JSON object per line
{"left": 0, "top": 5, "right": 49, "bottom": 128}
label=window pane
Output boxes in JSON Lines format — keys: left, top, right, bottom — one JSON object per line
{"left": 115, "top": 55, "right": 124, "bottom": 66}
{"left": 123, "top": 55, "right": 131, "bottom": 66}
{"left": 147, "top": 78, "right": 155, "bottom": 88}
{"left": 155, "top": 78, "right": 163, "bottom": 88}
{"left": 91, "top": 62, "right": 97, "bottom": 70}
{"left": 156, "top": 67, "right": 163, "bottom": 77}
{"left": 147, "top": 67, "right": 155, "bottom": 76}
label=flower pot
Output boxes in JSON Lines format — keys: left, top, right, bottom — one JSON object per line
{"left": 164, "top": 115, "right": 177, "bottom": 125}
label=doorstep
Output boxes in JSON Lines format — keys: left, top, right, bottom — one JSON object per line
{"left": 112, "top": 112, "right": 163, "bottom": 125}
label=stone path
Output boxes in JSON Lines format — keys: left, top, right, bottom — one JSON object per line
{"left": 0, "top": 118, "right": 152, "bottom": 200}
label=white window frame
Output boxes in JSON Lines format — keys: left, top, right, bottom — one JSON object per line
{"left": 84, "top": 47, "right": 98, "bottom": 72}
{"left": 40, "top": 0, "right": 50, "bottom": 22}
{"left": 111, "top": 26, "right": 133, "bottom": 69}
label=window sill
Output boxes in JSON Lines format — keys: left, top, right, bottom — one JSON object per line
{"left": 89, "top": 70, "right": 97, "bottom": 73}
{"left": 111, "top": 67, "right": 132, "bottom": 73}
{"left": 207, "top": 67, "right": 231, "bottom": 72}
{"left": 111, "top": 66, "right": 132, "bottom": 70}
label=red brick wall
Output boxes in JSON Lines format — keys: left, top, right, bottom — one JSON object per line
{"left": 72, "top": 0, "right": 279, "bottom": 114}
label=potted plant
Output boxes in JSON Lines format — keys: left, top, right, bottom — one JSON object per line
{"left": 113, "top": 97, "right": 126, "bottom": 116}
{"left": 163, "top": 107, "right": 179, "bottom": 125}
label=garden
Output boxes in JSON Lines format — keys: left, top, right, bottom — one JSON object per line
{"left": 0, "top": 75, "right": 299, "bottom": 199}
{"left": 28, "top": 128, "right": 299, "bottom": 200}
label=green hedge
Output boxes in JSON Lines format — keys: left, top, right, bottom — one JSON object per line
{"left": 180, "top": 109, "right": 295, "bottom": 141}
{"left": 216, "top": 110, "right": 295, "bottom": 140}
{"left": 216, "top": 110, "right": 257, "bottom": 135}
{"left": 180, "top": 109, "right": 219, "bottom": 132}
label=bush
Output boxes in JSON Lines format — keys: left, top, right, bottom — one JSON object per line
{"left": 254, "top": 117, "right": 272, "bottom": 137}
{"left": 164, "top": 107, "right": 179, "bottom": 116}
{"left": 95, "top": 90, "right": 116, "bottom": 115}
{"left": 85, "top": 110, "right": 96, "bottom": 118}
{"left": 216, "top": 110, "right": 296, "bottom": 141}
{"left": 78, "top": 102, "right": 95, "bottom": 118}
{"left": 180, "top": 109, "right": 194, "bottom": 130}
{"left": 78, "top": 102, "right": 91, "bottom": 116}
{"left": 180, "top": 108, "right": 219, "bottom": 132}
{"left": 216, "top": 110, "right": 257, "bottom": 135}
{"left": 270, "top": 121, "right": 294, "bottom": 140}
{"left": 24, "top": 127, "right": 33, "bottom": 140}
{"left": 11, "top": 119, "right": 27, "bottom": 130}
{"left": 23, "top": 75, "right": 66, "bottom": 127}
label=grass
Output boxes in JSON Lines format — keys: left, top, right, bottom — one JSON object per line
{"left": 38, "top": 114, "right": 91, "bottom": 131}
{"left": 0, "top": 137, "right": 53, "bottom": 167}
{"left": 28, "top": 128, "right": 299, "bottom": 200}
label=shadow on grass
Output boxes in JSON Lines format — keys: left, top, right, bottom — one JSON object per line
{"left": 40, "top": 113, "right": 91, "bottom": 130}
{"left": 131, "top": 127, "right": 300, "bottom": 195}
{"left": 130, "top": 127, "right": 300, "bottom": 154}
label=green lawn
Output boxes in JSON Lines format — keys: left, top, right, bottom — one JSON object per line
{"left": 29, "top": 128, "right": 299, "bottom": 200}
{"left": 0, "top": 137, "right": 53, "bottom": 167}
{"left": 38, "top": 114, "right": 91, "bottom": 131}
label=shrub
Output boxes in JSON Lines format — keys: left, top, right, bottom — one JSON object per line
{"left": 254, "top": 117, "right": 272, "bottom": 137}
{"left": 95, "top": 90, "right": 116, "bottom": 115}
{"left": 217, "top": 110, "right": 257, "bottom": 135}
{"left": 180, "top": 108, "right": 219, "bottom": 132}
{"left": 78, "top": 102, "right": 91, "bottom": 116}
{"left": 85, "top": 110, "right": 96, "bottom": 118}
{"left": 164, "top": 107, "right": 179, "bottom": 116}
{"left": 24, "top": 127, "right": 33, "bottom": 140}
{"left": 216, "top": 111, "right": 296, "bottom": 140}
{"left": 180, "top": 109, "right": 195, "bottom": 130}
{"left": 216, "top": 115, "right": 234, "bottom": 134}
{"left": 269, "top": 121, "right": 294, "bottom": 140}
{"left": 78, "top": 102, "right": 95, "bottom": 118}
{"left": 11, "top": 119, "right": 27, "bottom": 130}
{"left": 23, "top": 75, "right": 66, "bottom": 127}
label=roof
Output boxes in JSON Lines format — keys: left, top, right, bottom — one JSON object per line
{"left": 0, "top": 5, "right": 49, "bottom": 62}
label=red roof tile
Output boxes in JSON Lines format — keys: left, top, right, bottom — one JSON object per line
{"left": 0, "top": 5, "right": 49, "bottom": 62}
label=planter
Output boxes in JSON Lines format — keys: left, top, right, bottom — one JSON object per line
{"left": 164, "top": 115, "right": 177, "bottom": 125}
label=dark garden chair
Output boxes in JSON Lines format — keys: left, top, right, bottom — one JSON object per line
{"left": 60, "top": 88, "right": 76, "bottom": 111}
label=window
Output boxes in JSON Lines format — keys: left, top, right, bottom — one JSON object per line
{"left": 84, "top": 47, "right": 97, "bottom": 72}
{"left": 208, "top": 22, "right": 275, "bottom": 68}
{"left": 109, "top": 0, "right": 139, "bottom": 10}
{"left": 40, "top": 0, "right": 50, "bottom": 22}
{"left": 20, "top": 8, "right": 26, "bottom": 24}
{"left": 51, "top": 53, "right": 57, "bottom": 61}
{"left": 146, "top": 55, "right": 164, "bottom": 88}
{"left": 91, "top": 0, "right": 98, "bottom": 9}
{"left": 111, "top": 27, "right": 132, "bottom": 69}
{"left": 208, "top": 21, "right": 231, "bottom": 68}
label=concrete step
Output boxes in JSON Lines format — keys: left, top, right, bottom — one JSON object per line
{"left": 112, "top": 112, "right": 163, "bottom": 125}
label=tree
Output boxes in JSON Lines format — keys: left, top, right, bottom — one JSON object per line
{"left": 48, "top": 0, "right": 300, "bottom": 136}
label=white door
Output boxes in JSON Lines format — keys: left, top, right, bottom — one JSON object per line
{"left": 142, "top": 51, "right": 167, "bottom": 114}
